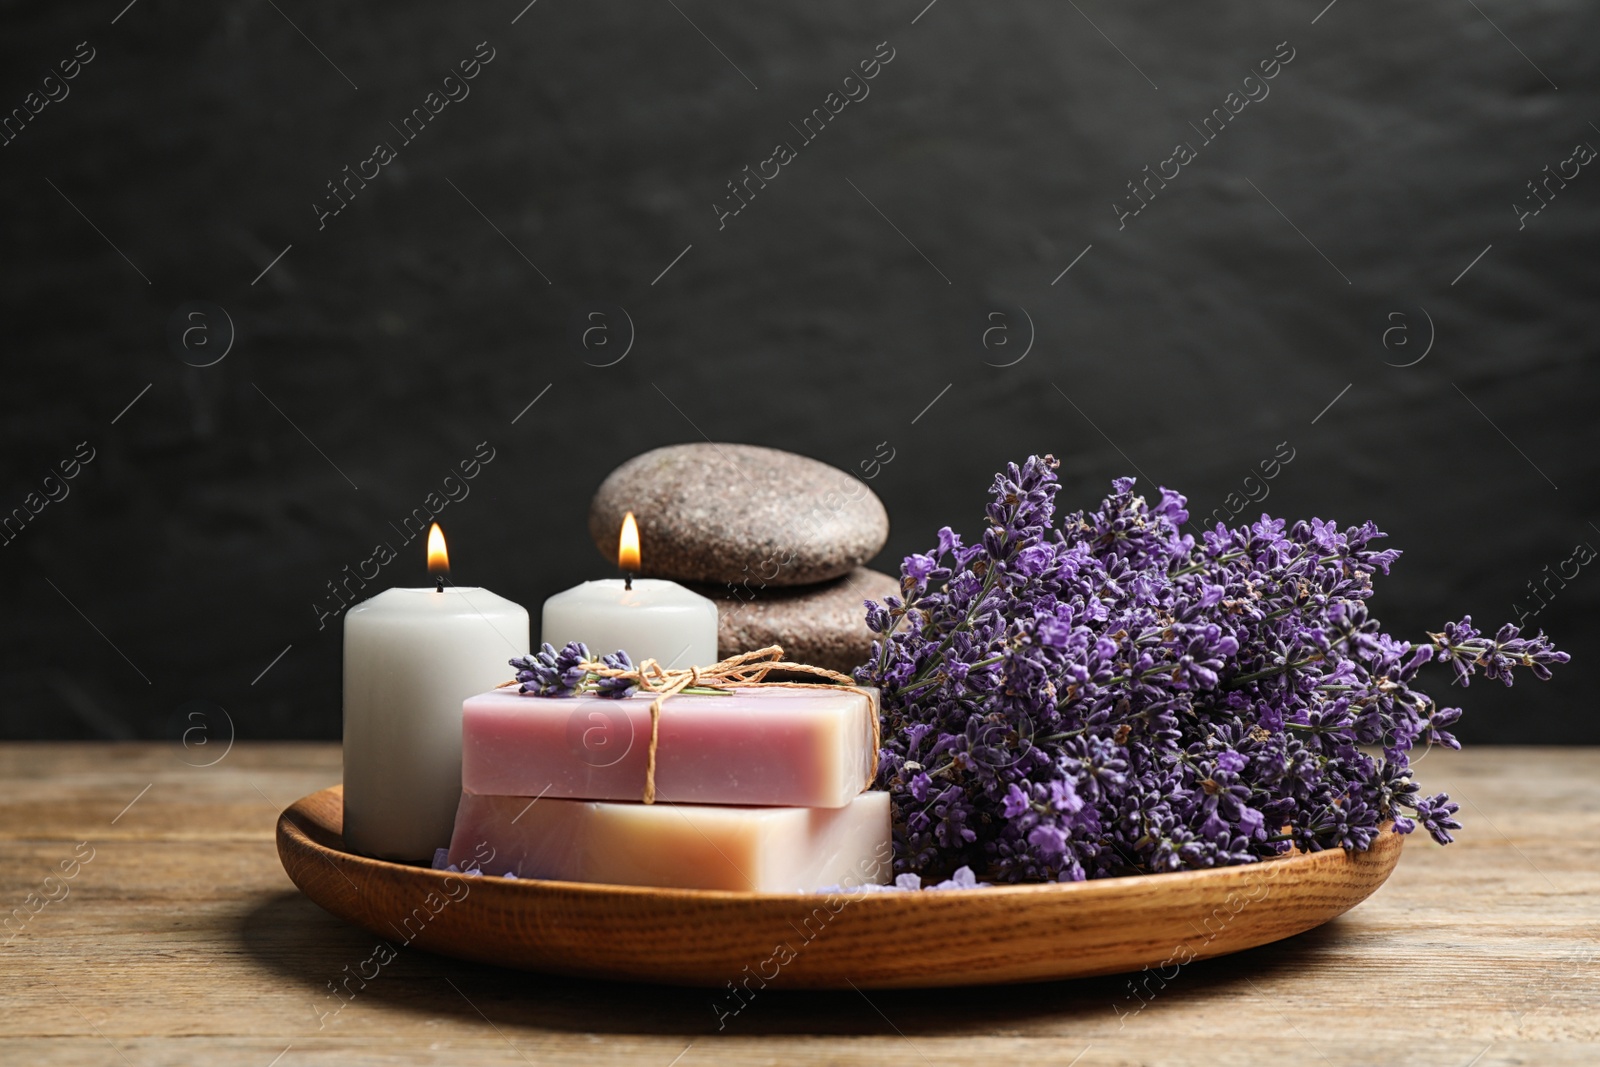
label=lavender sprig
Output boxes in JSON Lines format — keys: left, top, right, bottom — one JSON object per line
{"left": 857, "top": 455, "right": 1569, "bottom": 884}
{"left": 508, "top": 644, "right": 732, "bottom": 700}
{"left": 510, "top": 642, "right": 641, "bottom": 699}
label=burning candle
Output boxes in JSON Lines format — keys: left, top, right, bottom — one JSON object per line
{"left": 342, "top": 524, "right": 529, "bottom": 862}
{"left": 541, "top": 512, "right": 718, "bottom": 669}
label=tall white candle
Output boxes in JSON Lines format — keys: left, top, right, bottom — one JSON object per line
{"left": 541, "top": 511, "right": 718, "bottom": 669}
{"left": 343, "top": 526, "right": 528, "bottom": 862}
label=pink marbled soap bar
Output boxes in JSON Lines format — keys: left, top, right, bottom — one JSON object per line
{"left": 446, "top": 790, "right": 892, "bottom": 892}
{"left": 461, "top": 686, "right": 877, "bottom": 808}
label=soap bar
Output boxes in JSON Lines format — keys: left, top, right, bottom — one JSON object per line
{"left": 462, "top": 686, "right": 877, "bottom": 808}
{"left": 446, "top": 790, "right": 893, "bottom": 892}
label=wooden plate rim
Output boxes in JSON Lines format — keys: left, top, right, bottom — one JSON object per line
{"left": 278, "top": 784, "right": 1398, "bottom": 905}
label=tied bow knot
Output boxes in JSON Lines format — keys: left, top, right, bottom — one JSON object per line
{"left": 501, "top": 645, "right": 879, "bottom": 804}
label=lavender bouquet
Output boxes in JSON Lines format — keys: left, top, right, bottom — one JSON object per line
{"left": 858, "top": 455, "right": 1567, "bottom": 884}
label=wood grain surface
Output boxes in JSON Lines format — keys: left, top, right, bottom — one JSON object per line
{"left": 3, "top": 744, "right": 1598, "bottom": 1065}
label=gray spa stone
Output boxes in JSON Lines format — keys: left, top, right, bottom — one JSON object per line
{"left": 589, "top": 443, "right": 889, "bottom": 586}
{"left": 688, "top": 567, "right": 900, "bottom": 676}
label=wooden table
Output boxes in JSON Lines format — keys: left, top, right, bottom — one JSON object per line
{"left": 3, "top": 744, "right": 1597, "bottom": 1066}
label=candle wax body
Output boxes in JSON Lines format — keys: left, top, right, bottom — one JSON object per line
{"left": 462, "top": 686, "right": 878, "bottom": 807}
{"left": 541, "top": 578, "right": 717, "bottom": 670}
{"left": 447, "top": 790, "right": 893, "bottom": 892}
{"left": 344, "top": 587, "right": 528, "bottom": 862}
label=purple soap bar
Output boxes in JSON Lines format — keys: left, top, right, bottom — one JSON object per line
{"left": 446, "top": 790, "right": 893, "bottom": 892}
{"left": 462, "top": 686, "right": 877, "bottom": 808}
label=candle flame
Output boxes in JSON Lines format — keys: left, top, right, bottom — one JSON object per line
{"left": 427, "top": 523, "right": 449, "bottom": 576}
{"left": 618, "top": 512, "right": 641, "bottom": 572}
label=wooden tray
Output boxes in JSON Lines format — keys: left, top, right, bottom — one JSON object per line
{"left": 276, "top": 785, "right": 1402, "bottom": 989}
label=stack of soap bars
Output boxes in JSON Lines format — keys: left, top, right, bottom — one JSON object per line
{"left": 445, "top": 686, "right": 892, "bottom": 891}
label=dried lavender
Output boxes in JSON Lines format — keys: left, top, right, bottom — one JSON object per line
{"left": 858, "top": 455, "right": 1568, "bottom": 884}
{"left": 510, "top": 642, "right": 639, "bottom": 699}
{"left": 507, "top": 644, "right": 728, "bottom": 700}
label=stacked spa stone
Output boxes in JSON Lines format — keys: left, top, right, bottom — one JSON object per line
{"left": 588, "top": 443, "right": 896, "bottom": 676}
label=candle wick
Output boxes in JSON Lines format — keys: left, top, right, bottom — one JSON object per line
{"left": 436, "top": 576, "right": 445, "bottom": 593}
{"left": 625, "top": 572, "right": 634, "bottom": 591}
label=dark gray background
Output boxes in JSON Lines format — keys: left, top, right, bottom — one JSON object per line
{"left": 2, "top": 1, "right": 1595, "bottom": 743}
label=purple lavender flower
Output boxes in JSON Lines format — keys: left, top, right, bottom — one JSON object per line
{"left": 509, "top": 642, "right": 638, "bottom": 699}
{"left": 858, "top": 455, "right": 1569, "bottom": 883}
{"left": 594, "top": 649, "right": 639, "bottom": 698}
{"left": 510, "top": 641, "right": 591, "bottom": 697}
{"left": 1414, "top": 793, "right": 1462, "bottom": 844}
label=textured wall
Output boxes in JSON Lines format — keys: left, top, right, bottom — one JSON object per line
{"left": 1, "top": 1, "right": 1595, "bottom": 743}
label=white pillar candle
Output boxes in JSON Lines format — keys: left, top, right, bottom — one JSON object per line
{"left": 541, "top": 510, "right": 718, "bottom": 669}
{"left": 541, "top": 579, "right": 717, "bottom": 669}
{"left": 343, "top": 527, "right": 528, "bottom": 862}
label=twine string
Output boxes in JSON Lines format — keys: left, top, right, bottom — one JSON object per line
{"left": 500, "top": 645, "right": 878, "bottom": 804}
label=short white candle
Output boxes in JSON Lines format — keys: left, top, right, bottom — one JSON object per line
{"left": 542, "top": 578, "right": 718, "bottom": 669}
{"left": 343, "top": 526, "right": 528, "bottom": 862}
{"left": 541, "top": 511, "right": 718, "bottom": 669}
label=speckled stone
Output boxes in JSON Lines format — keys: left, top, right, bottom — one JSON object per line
{"left": 686, "top": 568, "right": 900, "bottom": 676}
{"left": 589, "top": 443, "right": 890, "bottom": 587}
